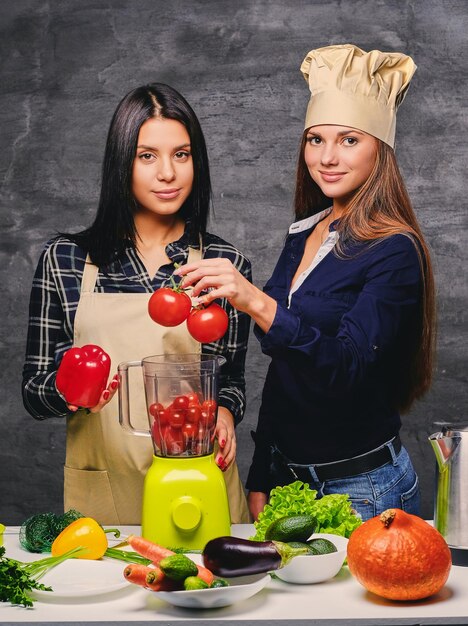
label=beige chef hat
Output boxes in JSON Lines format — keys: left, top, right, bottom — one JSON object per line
{"left": 300, "top": 44, "right": 416, "bottom": 147}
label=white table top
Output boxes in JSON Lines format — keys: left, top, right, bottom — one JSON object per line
{"left": 1, "top": 524, "right": 468, "bottom": 625}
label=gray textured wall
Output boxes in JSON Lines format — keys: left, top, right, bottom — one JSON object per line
{"left": 1, "top": 0, "right": 467, "bottom": 524}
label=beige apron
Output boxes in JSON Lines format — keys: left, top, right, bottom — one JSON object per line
{"left": 64, "top": 247, "right": 250, "bottom": 525}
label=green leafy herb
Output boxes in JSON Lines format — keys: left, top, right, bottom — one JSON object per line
{"left": 0, "top": 545, "right": 83, "bottom": 607}
{"left": 19, "top": 509, "right": 84, "bottom": 553}
{"left": 251, "top": 481, "right": 362, "bottom": 541}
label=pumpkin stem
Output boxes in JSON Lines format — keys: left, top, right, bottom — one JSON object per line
{"left": 380, "top": 509, "right": 396, "bottom": 527}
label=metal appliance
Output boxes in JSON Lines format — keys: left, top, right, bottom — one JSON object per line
{"left": 429, "top": 424, "right": 468, "bottom": 565}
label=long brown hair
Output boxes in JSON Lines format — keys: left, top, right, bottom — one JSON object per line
{"left": 294, "top": 133, "right": 436, "bottom": 412}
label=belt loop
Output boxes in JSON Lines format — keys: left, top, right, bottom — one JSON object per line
{"left": 387, "top": 438, "right": 398, "bottom": 466}
{"left": 307, "top": 465, "right": 320, "bottom": 482}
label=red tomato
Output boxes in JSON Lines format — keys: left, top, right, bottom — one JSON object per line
{"left": 151, "top": 423, "right": 167, "bottom": 448}
{"left": 186, "top": 392, "right": 200, "bottom": 405}
{"left": 202, "top": 399, "right": 217, "bottom": 415}
{"left": 150, "top": 403, "right": 170, "bottom": 426}
{"left": 186, "top": 303, "right": 228, "bottom": 343}
{"left": 200, "top": 409, "right": 215, "bottom": 427}
{"left": 148, "top": 287, "right": 192, "bottom": 327}
{"left": 172, "top": 395, "right": 189, "bottom": 412}
{"left": 186, "top": 405, "right": 202, "bottom": 424}
{"left": 164, "top": 426, "right": 185, "bottom": 455}
{"left": 149, "top": 402, "right": 164, "bottom": 417}
{"left": 168, "top": 408, "right": 185, "bottom": 429}
{"left": 182, "top": 422, "right": 197, "bottom": 440}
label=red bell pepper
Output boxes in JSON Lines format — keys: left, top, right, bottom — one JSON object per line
{"left": 56, "top": 344, "right": 111, "bottom": 408}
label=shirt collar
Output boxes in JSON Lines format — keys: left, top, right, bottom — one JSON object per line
{"left": 288, "top": 207, "right": 335, "bottom": 235}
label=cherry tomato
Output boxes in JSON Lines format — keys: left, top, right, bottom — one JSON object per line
{"left": 186, "top": 405, "right": 202, "bottom": 424}
{"left": 164, "top": 426, "right": 185, "bottom": 455}
{"left": 202, "top": 399, "right": 217, "bottom": 414}
{"left": 149, "top": 402, "right": 164, "bottom": 417}
{"left": 151, "top": 423, "right": 167, "bottom": 449}
{"left": 168, "top": 408, "right": 185, "bottom": 429}
{"left": 200, "top": 408, "right": 215, "bottom": 427}
{"left": 150, "top": 403, "right": 170, "bottom": 426}
{"left": 182, "top": 422, "right": 197, "bottom": 440}
{"left": 186, "top": 392, "right": 200, "bottom": 405}
{"left": 148, "top": 287, "right": 192, "bottom": 327}
{"left": 186, "top": 303, "right": 228, "bottom": 343}
{"left": 172, "top": 395, "right": 189, "bottom": 413}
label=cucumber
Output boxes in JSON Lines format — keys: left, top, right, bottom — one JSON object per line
{"left": 159, "top": 554, "right": 198, "bottom": 581}
{"left": 308, "top": 538, "right": 337, "bottom": 554}
{"left": 265, "top": 515, "right": 317, "bottom": 543}
{"left": 210, "top": 578, "right": 230, "bottom": 588}
{"left": 184, "top": 576, "right": 209, "bottom": 590}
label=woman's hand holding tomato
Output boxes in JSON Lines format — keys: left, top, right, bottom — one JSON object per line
{"left": 174, "top": 258, "right": 277, "bottom": 334}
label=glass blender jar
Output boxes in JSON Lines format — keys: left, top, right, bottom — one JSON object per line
{"left": 118, "top": 354, "right": 231, "bottom": 549}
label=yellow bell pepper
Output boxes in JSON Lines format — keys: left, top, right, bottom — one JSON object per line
{"left": 51, "top": 517, "right": 117, "bottom": 560}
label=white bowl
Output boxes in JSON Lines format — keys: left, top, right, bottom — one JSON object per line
{"left": 275, "top": 532, "right": 348, "bottom": 584}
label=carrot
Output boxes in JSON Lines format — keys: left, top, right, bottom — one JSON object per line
{"left": 127, "top": 535, "right": 174, "bottom": 564}
{"left": 146, "top": 570, "right": 180, "bottom": 592}
{"left": 123, "top": 563, "right": 154, "bottom": 587}
{"left": 196, "top": 564, "right": 215, "bottom": 585}
{"left": 144, "top": 567, "right": 166, "bottom": 590}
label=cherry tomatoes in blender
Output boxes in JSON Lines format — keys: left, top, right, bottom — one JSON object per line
{"left": 182, "top": 422, "right": 197, "bottom": 440}
{"left": 149, "top": 402, "right": 164, "bottom": 417}
{"left": 186, "top": 405, "right": 202, "bottom": 424}
{"left": 172, "top": 395, "right": 189, "bottom": 412}
{"left": 148, "top": 287, "right": 192, "bottom": 327}
{"left": 186, "top": 303, "right": 228, "bottom": 343}
{"left": 186, "top": 392, "right": 200, "bottom": 405}
{"left": 168, "top": 408, "right": 185, "bottom": 429}
{"left": 164, "top": 426, "right": 185, "bottom": 455}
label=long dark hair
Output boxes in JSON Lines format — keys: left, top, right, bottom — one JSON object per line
{"left": 65, "top": 83, "right": 212, "bottom": 265}
{"left": 294, "top": 131, "right": 436, "bottom": 412}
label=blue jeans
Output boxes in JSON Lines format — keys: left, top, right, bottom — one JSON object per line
{"left": 270, "top": 444, "right": 420, "bottom": 521}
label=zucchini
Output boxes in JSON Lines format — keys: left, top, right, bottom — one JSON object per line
{"left": 202, "top": 536, "right": 309, "bottom": 577}
{"left": 265, "top": 515, "right": 317, "bottom": 543}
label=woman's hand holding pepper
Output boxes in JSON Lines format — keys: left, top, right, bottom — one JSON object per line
{"left": 67, "top": 374, "right": 120, "bottom": 414}
{"left": 174, "top": 259, "right": 277, "bottom": 333}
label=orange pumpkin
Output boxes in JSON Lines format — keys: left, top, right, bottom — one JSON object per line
{"left": 347, "top": 508, "right": 451, "bottom": 601}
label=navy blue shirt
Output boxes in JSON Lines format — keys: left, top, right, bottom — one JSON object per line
{"left": 246, "top": 211, "right": 423, "bottom": 493}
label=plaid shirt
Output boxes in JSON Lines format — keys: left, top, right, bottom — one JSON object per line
{"left": 22, "top": 231, "right": 251, "bottom": 424}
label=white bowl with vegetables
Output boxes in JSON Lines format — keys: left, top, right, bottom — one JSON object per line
{"left": 274, "top": 532, "right": 348, "bottom": 584}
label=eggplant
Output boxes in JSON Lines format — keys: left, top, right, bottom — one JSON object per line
{"left": 202, "top": 536, "right": 308, "bottom": 577}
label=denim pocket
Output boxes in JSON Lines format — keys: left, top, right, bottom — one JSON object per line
{"left": 400, "top": 473, "right": 420, "bottom": 515}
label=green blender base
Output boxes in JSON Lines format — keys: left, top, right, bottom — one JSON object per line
{"left": 141, "top": 454, "right": 231, "bottom": 549}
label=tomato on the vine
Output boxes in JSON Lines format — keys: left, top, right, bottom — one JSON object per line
{"left": 148, "top": 287, "right": 191, "bottom": 327}
{"left": 186, "top": 303, "right": 228, "bottom": 343}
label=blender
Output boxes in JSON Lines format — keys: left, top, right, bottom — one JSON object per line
{"left": 118, "top": 354, "right": 231, "bottom": 549}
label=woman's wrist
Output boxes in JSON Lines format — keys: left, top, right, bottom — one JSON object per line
{"left": 245, "top": 288, "right": 277, "bottom": 333}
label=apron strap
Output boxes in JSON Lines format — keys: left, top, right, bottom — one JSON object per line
{"left": 81, "top": 255, "right": 99, "bottom": 294}
{"left": 81, "top": 238, "right": 202, "bottom": 295}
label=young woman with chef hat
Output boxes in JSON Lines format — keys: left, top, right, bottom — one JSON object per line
{"left": 176, "top": 44, "right": 435, "bottom": 521}
{"left": 22, "top": 83, "right": 252, "bottom": 525}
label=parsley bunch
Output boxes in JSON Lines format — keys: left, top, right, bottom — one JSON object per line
{"left": 0, "top": 544, "right": 82, "bottom": 607}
